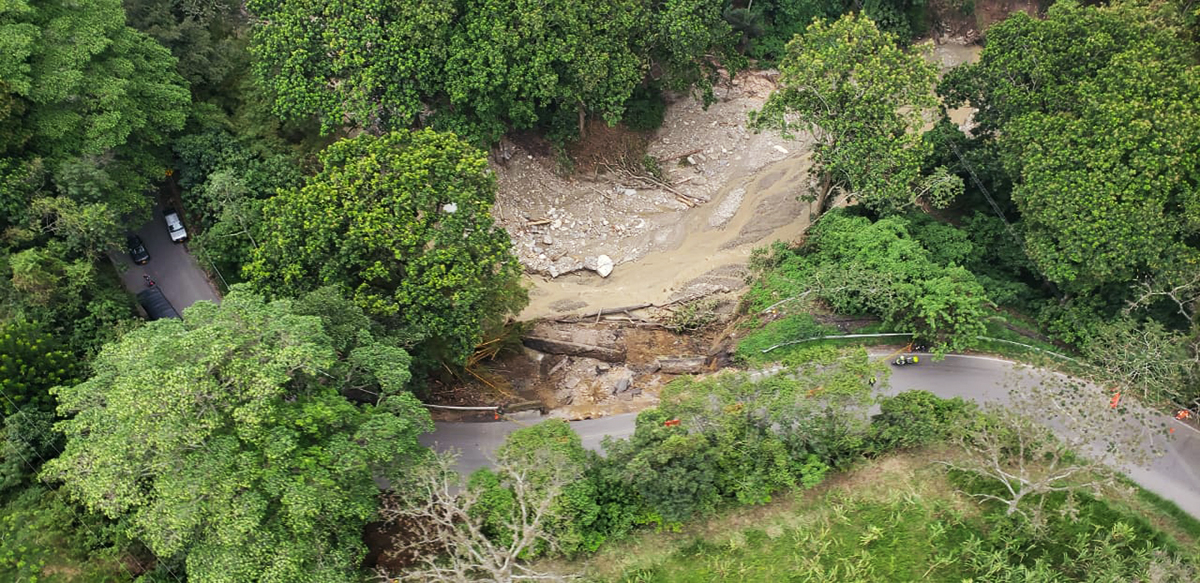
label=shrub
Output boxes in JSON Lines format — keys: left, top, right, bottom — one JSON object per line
{"left": 622, "top": 86, "right": 667, "bottom": 132}
{"left": 869, "top": 390, "right": 975, "bottom": 452}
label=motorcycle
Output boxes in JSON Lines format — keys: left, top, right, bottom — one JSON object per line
{"left": 892, "top": 355, "right": 919, "bottom": 366}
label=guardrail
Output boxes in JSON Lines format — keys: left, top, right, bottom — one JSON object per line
{"left": 761, "top": 332, "right": 1082, "bottom": 365}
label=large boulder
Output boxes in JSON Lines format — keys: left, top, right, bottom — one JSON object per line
{"left": 657, "top": 356, "right": 708, "bottom": 375}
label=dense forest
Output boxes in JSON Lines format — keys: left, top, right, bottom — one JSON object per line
{"left": 1, "top": 0, "right": 1198, "bottom": 580}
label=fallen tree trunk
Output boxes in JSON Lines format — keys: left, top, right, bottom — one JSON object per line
{"left": 522, "top": 336, "right": 625, "bottom": 362}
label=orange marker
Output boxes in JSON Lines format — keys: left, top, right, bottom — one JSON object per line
{"left": 1109, "top": 391, "right": 1121, "bottom": 409}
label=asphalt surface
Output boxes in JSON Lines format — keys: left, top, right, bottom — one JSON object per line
{"left": 111, "top": 200, "right": 222, "bottom": 314}
{"left": 424, "top": 354, "right": 1200, "bottom": 518}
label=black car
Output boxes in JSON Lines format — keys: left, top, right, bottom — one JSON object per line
{"left": 128, "top": 235, "right": 150, "bottom": 265}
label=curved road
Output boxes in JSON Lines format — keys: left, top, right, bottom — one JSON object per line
{"left": 424, "top": 354, "right": 1200, "bottom": 518}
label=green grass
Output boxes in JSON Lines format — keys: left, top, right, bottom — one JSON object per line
{"left": 612, "top": 496, "right": 977, "bottom": 582}
{"left": 563, "top": 450, "right": 1199, "bottom": 582}
{"left": 1129, "top": 481, "right": 1200, "bottom": 543}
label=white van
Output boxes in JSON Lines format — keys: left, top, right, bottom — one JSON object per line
{"left": 164, "top": 209, "right": 188, "bottom": 243}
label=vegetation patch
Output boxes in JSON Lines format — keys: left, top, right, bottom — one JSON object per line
{"left": 576, "top": 451, "right": 1198, "bottom": 582}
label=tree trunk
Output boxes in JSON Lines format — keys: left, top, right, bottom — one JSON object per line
{"left": 813, "top": 171, "right": 833, "bottom": 219}
{"left": 577, "top": 102, "right": 586, "bottom": 138}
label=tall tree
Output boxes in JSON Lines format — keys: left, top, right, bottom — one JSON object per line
{"left": 43, "top": 288, "right": 432, "bottom": 582}
{"left": 439, "top": 0, "right": 647, "bottom": 143}
{"left": 940, "top": 1, "right": 1200, "bottom": 293}
{"left": 753, "top": 13, "right": 957, "bottom": 215}
{"left": 248, "top": 0, "right": 454, "bottom": 134}
{"left": 0, "top": 0, "right": 190, "bottom": 218}
{"left": 943, "top": 370, "right": 1168, "bottom": 522}
{"left": 0, "top": 0, "right": 188, "bottom": 357}
{"left": 381, "top": 427, "right": 583, "bottom": 582}
{"left": 245, "top": 130, "right": 525, "bottom": 367}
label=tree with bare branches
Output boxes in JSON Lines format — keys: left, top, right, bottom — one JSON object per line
{"left": 1082, "top": 318, "right": 1200, "bottom": 412}
{"left": 1127, "top": 270, "right": 1200, "bottom": 328}
{"left": 942, "top": 370, "right": 1169, "bottom": 523}
{"left": 378, "top": 423, "right": 586, "bottom": 582}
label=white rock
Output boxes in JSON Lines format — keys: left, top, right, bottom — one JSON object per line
{"left": 773, "top": 145, "right": 789, "bottom": 154}
{"left": 552, "top": 219, "right": 562, "bottom": 229}
{"left": 543, "top": 234, "right": 553, "bottom": 245}
{"left": 623, "top": 189, "right": 637, "bottom": 196}
{"left": 686, "top": 155, "right": 698, "bottom": 165}
{"left": 596, "top": 254, "right": 614, "bottom": 278}
{"left": 695, "top": 153, "right": 707, "bottom": 163}
{"left": 442, "top": 202, "right": 458, "bottom": 213}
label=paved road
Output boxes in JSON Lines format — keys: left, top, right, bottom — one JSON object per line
{"left": 111, "top": 200, "right": 222, "bottom": 313}
{"left": 424, "top": 354, "right": 1200, "bottom": 518}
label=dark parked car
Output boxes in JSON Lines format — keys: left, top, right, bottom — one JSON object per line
{"left": 128, "top": 235, "right": 150, "bottom": 265}
{"left": 137, "top": 286, "right": 180, "bottom": 320}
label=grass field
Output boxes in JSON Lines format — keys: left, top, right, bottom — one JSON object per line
{"left": 553, "top": 449, "right": 1199, "bottom": 582}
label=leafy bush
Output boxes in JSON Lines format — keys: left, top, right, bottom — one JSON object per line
{"left": 869, "top": 390, "right": 975, "bottom": 451}
{"left": 0, "top": 409, "right": 61, "bottom": 494}
{"left": 470, "top": 420, "right": 607, "bottom": 557}
{"left": 0, "top": 487, "right": 132, "bottom": 582}
{"left": 602, "top": 350, "right": 881, "bottom": 523}
{"left": 664, "top": 298, "right": 720, "bottom": 332}
{"left": 734, "top": 314, "right": 832, "bottom": 362}
{"left": 744, "top": 210, "right": 989, "bottom": 351}
{"left": 905, "top": 213, "right": 974, "bottom": 267}
{"left": 622, "top": 86, "right": 667, "bottom": 131}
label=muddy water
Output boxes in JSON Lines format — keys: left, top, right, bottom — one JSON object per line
{"left": 520, "top": 153, "right": 815, "bottom": 319}
{"left": 928, "top": 42, "right": 983, "bottom": 126}
{"left": 518, "top": 43, "right": 982, "bottom": 320}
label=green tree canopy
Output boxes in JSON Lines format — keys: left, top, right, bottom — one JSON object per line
{"left": 940, "top": 1, "right": 1200, "bottom": 292}
{"left": 248, "top": 0, "right": 454, "bottom": 134}
{"left": 247, "top": 0, "right": 746, "bottom": 143}
{"left": 429, "top": 0, "right": 648, "bottom": 143}
{"left": 0, "top": 320, "right": 77, "bottom": 416}
{"left": 747, "top": 210, "right": 989, "bottom": 351}
{"left": 753, "top": 13, "right": 957, "bottom": 215}
{"left": 0, "top": 0, "right": 190, "bottom": 218}
{"left": 43, "top": 288, "right": 432, "bottom": 582}
{"left": 0, "top": 0, "right": 188, "bottom": 359}
{"left": 602, "top": 348, "right": 881, "bottom": 522}
{"left": 245, "top": 129, "right": 525, "bottom": 367}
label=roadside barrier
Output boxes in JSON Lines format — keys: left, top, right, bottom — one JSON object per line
{"left": 760, "top": 332, "right": 1081, "bottom": 365}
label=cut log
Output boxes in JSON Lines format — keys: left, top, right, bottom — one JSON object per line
{"left": 522, "top": 337, "right": 625, "bottom": 362}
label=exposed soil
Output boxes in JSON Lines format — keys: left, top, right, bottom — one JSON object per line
{"left": 928, "top": 0, "right": 1041, "bottom": 44}
{"left": 490, "top": 70, "right": 817, "bottom": 320}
